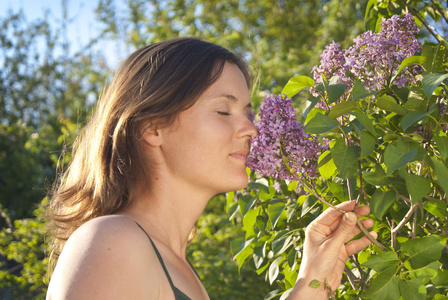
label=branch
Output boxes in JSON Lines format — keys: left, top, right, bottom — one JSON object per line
{"left": 391, "top": 203, "right": 420, "bottom": 242}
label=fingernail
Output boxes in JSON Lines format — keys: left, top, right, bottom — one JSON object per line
{"left": 344, "top": 212, "right": 356, "bottom": 225}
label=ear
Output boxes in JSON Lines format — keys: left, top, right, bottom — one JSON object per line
{"left": 141, "top": 125, "right": 163, "bottom": 147}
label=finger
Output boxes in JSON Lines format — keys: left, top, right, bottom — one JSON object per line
{"left": 345, "top": 231, "right": 378, "bottom": 257}
{"left": 355, "top": 205, "right": 370, "bottom": 218}
{"left": 315, "top": 201, "right": 357, "bottom": 227}
{"left": 328, "top": 212, "right": 358, "bottom": 247}
{"left": 343, "top": 218, "right": 374, "bottom": 243}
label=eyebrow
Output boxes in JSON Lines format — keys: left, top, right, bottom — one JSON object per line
{"left": 221, "top": 94, "right": 252, "bottom": 109}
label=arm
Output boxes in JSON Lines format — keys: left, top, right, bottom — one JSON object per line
{"left": 289, "top": 201, "right": 376, "bottom": 299}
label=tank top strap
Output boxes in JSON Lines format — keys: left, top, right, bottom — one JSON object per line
{"left": 135, "top": 222, "right": 177, "bottom": 289}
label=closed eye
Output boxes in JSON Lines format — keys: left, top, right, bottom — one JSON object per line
{"left": 217, "top": 111, "right": 231, "bottom": 116}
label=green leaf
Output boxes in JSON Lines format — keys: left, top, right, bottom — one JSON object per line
{"left": 327, "top": 82, "right": 346, "bottom": 104}
{"left": 360, "top": 131, "right": 376, "bottom": 158}
{"left": 330, "top": 138, "right": 360, "bottom": 179}
{"left": 328, "top": 101, "right": 359, "bottom": 119}
{"left": 271, "top": 230, "right": 293, "bottom": 255}
{"left": 384, "top": 144, "right": 416, "bottom": 175}
{"left": 398, "top": 278, "right": 427, "bottom": 300}
{"left": 423, "top": 200, "right": 448, "bottom": 217}
{"left": 268, "top": 256, "right": 284, "bottom": 284}
{"left": 304, "top": 113, "right": 339, "bottom": 134}
{"left": 243, "top": 208, "right": 259, "bottom": 238}
{"left": 361, "top": 267, "right": 400, "bottom": 300}
{"left": 422, "top": 73, "right": 448, "bottom": 99}
{"left": 377, "top": 95, "right": 407, "bottom": 115}
{"left": 352, "top": 79, "right": 379, "bottom": 100}
{"left": 301, "top": 195, "right": 317, "bottom": 217}
{"left": 238, "top": 194, "right": 257, "bottom": 217}
{"left": 268, "top": 202, "right": 286, "bottom": 230}
{"left": 361, "top": 251, "right": 400, "bottom": 272}
{"left": 370, "top": 190, "right": 396, "bottom": 220}
{"left": 433, "top": 269, "right": 448, "bottom": 287}
{"left": 401, "top": 235, "right": 445, "bottom": 269}
{"left": 253, "top": 241, "right": 267, "bottom": 269}
{"left": 391, "top": 56, "right": 426, "bottom": 84}
{"left": 363, "top": 169, "right": 393, "bottom": 186}
{"left": 281, "top": 76, "right": 314, "bottom": 98}
{"left": 434, "top": 134, "right": 448, "bottom": 160}
{"left": 328, "top": 180, "right": 349, "bottom": 201}
{"left": 350, "top": 111, "right": 376, "bottom": 136}
{"left": 318, "top": 151, "right": 336, "bottom": 179}
{"left": 309, "top": 280, "right": 322, "bottom": 288}
{"left": 430, "top": 157, "right": 448, "bottom": 195}
{"left": 399, "top": 171, "right": 431, "bottom": 204}
{"left": 401, "top": 110, "right": 427, "bottom": 131}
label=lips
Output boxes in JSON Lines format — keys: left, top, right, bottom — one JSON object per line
{"left": 230, "top": 150, "right": 250, "bottom": 161}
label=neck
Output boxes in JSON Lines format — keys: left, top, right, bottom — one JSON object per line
{"left": 120, "top": 177, "right": 214, "bottom": 258}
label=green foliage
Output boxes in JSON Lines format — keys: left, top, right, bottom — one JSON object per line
{"left": 231, "top": 1, "right": 448, "bottom": 299}
{"left": 188, "top": 195, "right": 272, "bottom": 299}
{"left": 0, "top": 204, "right": 48, "bottom": 299}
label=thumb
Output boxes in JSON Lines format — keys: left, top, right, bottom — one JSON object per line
{"left": 331, "top": 212, "right": 357, "bottom": 245}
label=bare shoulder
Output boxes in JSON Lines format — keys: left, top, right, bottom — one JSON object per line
{"left": 47, "top": 215, "right": 164, "bottom": 300}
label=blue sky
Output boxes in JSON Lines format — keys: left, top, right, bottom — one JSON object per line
{"left": 0, "top": 0, "right": 122, "bottom": 67}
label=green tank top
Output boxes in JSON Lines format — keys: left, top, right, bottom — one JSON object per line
{"left": 135, "top": 222, "right": 200, "bottom": 300}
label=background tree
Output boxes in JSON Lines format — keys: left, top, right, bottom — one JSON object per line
{"left": 0, "top": 0, "right": 370, "bottom": 298}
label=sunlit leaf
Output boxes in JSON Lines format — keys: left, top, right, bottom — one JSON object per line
{"left": 281, "top": 76, "right": 314, "bottom": 98}
{"left": 401, "top": 235, "right": 445, "bottom": 269}
{"left": 423, "top": 200, "right": 448, "bottom": 217}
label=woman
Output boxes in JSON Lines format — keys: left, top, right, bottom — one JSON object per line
{"left": 46, "top": 37, "right": 375, "bottom": 299}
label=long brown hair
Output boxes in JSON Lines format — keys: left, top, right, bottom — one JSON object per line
{"left": 47, "top": 37, "right": 250, "bottom": 261}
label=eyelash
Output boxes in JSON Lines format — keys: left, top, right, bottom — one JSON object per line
{"left": 217, "top": 111, "right": 230, "bottom": 116}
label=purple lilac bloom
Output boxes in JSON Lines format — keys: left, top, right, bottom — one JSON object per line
{"left": 311, "top": 14, "right": 422, "bottom": 99}
{"left": 247, "top": 94, "right": 326, "bottom": 180}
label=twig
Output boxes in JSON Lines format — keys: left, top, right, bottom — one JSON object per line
{"left": 391, "top": 203, "right": 420, "bottom": 247}
{"left": 412, "top": 209, "right": 418, "bottom": 239}
{"left": 344, "top": 266, "right": 358, "bottom": 290}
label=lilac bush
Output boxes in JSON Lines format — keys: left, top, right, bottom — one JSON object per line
{"left": 247, "top": 94, "right": 325, "bottom": 181}
{"left": 311, "top": 14, "right": 422, "bottom": 98}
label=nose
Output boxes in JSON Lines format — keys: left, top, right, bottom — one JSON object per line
{"left": 238, "top": 116, "right": 258, "bottom": 139}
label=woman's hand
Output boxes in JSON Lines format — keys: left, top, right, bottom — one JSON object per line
{"left": 289, "top": 201, "right": 376, "bottom": 299}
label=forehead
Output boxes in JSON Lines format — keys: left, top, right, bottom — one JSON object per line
{"left": 200, "top": 63, "right": 250, "bottom": 100}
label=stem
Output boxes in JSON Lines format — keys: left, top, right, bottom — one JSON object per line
{"left": 344, "top": 266, "right": 358, "bottom": 290}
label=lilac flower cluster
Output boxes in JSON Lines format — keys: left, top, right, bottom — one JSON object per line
{"left": 311, "top": 14, "right": 422, "bottom": 97}
{"left": 247, "top": 94, "right": 326, "bottom": 180}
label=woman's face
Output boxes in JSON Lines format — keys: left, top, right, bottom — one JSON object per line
{"left": 158, "top": 62, "right": 257, "bottom": 195}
